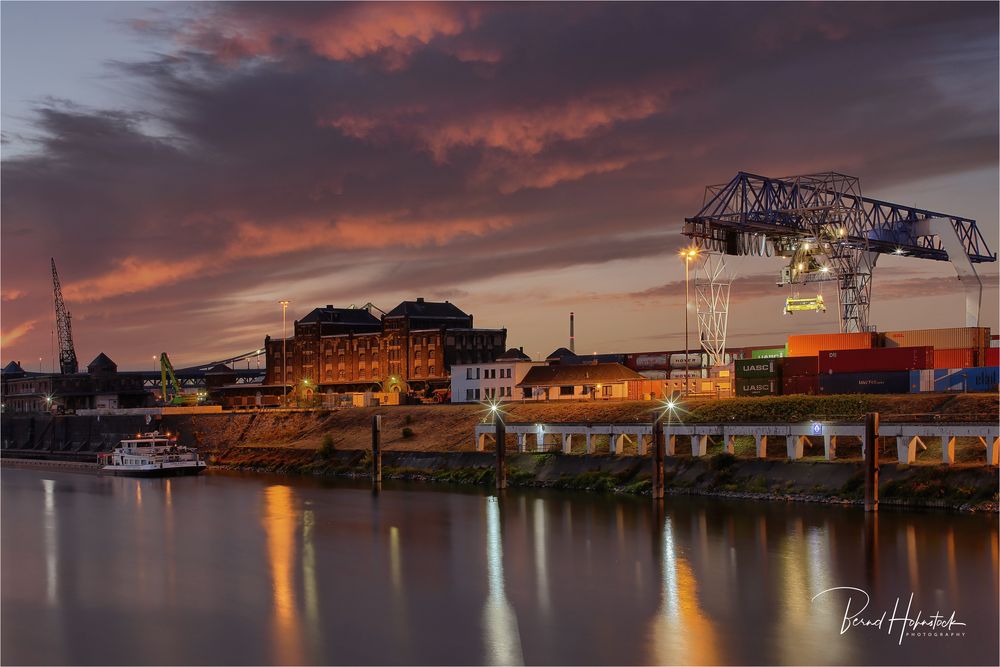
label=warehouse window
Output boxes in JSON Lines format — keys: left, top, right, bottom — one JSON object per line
{"left": 466, "top": 389, "right": 474, "bottom": 401}
{"left": 466, "top": 368, "right": 473, "bottom": 380}
{"left": 559, "top": 386, "right": 574, "bottom": 395}
{"left": 429, "top": 365, "right": 435, "bottom": 376}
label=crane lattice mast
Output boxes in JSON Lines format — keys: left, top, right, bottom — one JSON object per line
{"left": 50, "top": 258, "right": 79, "bottom": 374}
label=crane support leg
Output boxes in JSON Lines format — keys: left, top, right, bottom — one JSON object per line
{"left": 915, "top": 217, "right": 982, "bottom": 327}
{"left": 695, "top": 253, "right": 731, "bottom": 367}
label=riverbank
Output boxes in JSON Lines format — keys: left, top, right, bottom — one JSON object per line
{"left": 4, "top": 393, "right": 996, "bottom": 459}
{"left": 210, "top": 446, "right": 999, "bottom": 512}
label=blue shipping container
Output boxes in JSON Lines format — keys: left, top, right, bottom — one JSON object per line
{"left": 909, "top": 367, "right": 1000, "bottom": 393}
{"left": 819, "top": 371, "right": 911, "bottom": 395}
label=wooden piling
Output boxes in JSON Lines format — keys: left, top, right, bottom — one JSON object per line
{"left": 371, "top": 415, "right": 382, "bottom": 492}
{"left": 652, "top": 412, "right": 665, "bottom": 500}
{"left": 495, "top": 419, "right": 507, "bottom": 490}
{"left": 864, "top": 412, "right": 879, "bottom": 512}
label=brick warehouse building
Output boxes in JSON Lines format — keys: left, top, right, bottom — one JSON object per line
{"left": 263, "top": 299, "right": 507, "bottom": 398}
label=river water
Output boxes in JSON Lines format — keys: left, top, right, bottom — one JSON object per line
{"left": 1, "top": 467, "right": 997, "bottom": 666}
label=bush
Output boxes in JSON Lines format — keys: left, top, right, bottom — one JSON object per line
{"left": 710, "top": 452, "right": 737, "bottom": 471}
{"left": 318, "top": 434, "right": 335, "bottom": 460}
{"left": 404, "top": 414, "right": 413, "bottom": 425}
{"left": 401, "top": 427, "right": 414, "bottom": 438}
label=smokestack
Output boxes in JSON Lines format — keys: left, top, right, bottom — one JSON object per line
{"left": 570, "top": 312, "right": 575, "bottom": 354}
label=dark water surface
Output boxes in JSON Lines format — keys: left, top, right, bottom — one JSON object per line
{"left": 1, "top": 468, "right": 997, "bottom": 665}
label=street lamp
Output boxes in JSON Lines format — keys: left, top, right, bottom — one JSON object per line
{"left": 680, "top": 247, "right": 700, "bottom": 394}
{"left": 279, "top": 300, "right": 290, "bottom": 406}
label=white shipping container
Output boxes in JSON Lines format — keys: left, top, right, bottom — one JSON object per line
{"left": 669, "top": 352, "right": 703, "bottom": 369}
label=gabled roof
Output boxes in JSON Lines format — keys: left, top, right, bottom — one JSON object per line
{"left": 496, "top": 348, "right": 531, "bottom": 361}
{"left": 517, "top": 363, "right": 643, "bottom": 387}
{"left": 545, "top": 347, "right": 578, "bottom": 362}
{"left": 87, "top": 353, "right": 117, "bottom": 373}
{"left": 1, "top": 361, "right": 24, "bottom": 375}
{"left": 205, "top": 364, "right": 236, "bottom": 375}
{"left": 299, "top": 306, "right": 381, "bottom": 326}
{"left": 385, "top": 298, "right": 469, "bottom": 319}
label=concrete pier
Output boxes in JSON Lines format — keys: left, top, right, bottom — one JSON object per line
{"left": 474, "top": 420, "right": 999, "bottom": 466}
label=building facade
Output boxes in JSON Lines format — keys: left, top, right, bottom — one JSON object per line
{"left": 516, "top": 363, "right": 643, "bottom": 400}
{"left": 1, "top": 355, "right": 150, "bottom": 413}
{"left": 450, "top": 348, "right": 543, "bottom": 402}
{"left": 264, "top": 299, "right": 507, "bottom": 398}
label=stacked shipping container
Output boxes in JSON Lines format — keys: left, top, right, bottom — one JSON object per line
{"left": 735, "top": 358, "right": 783, "bottom": 396}
{"left": 782, "top": 356, "right": 819, "bottom": 395}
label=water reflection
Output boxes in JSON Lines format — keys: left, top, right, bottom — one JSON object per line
{"left": 42, "top": 479, "right": 58, "bottom": 607}
{"left": 302, "top": 509, "right": 320, "bottom": 656}
{"left": 3, "top": 470, "right": 997, "bottom": 667}
{"left": 482, "top": 496, "right": 523, "bottom": 666}
{"left": 263, "top": 485, "right": 303, "bottom": 665}
{"left": 648, "top": 510, "right": 719, "bottom": 665}
{"left": 532, "top": 499, "right": 551, "bottom": 617}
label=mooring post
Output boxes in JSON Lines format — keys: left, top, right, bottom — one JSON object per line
{"left": 371, "top": 415, "right": 382, "bottom": 493}
{"left": 652, "top": 412, "right": 665, "bottom": 500}
{"left": 864, "top": 412, "right": 879, "bottom": 512}
{"left": 495, "top": 418, "right": 507, "bottom": 490}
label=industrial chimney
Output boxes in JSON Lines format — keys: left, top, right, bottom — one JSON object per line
{"left": 569, "top": 312, "right": 575, "bottom": 354}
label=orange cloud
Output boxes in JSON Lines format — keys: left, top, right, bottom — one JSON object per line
{"left": 1, "top": 288, "right": 26, "bottom": 302}
{"left": 1, "top": 319, "right": 37, "bottom": 347}
{"left": 324, "top": 90, "right": 669, "bottom": 160}
{"left": 185, "top": 2, "right": 481, "bottom": 66}
{"left": 62, "top": 214, "right": 514, "bottom": 302}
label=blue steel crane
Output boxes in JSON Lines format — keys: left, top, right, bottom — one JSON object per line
{"left": 682, "top": 172, "right": 995, "bottom": 340}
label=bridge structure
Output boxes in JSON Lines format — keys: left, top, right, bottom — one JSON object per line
{"left": 474, "top": 420, "right": 1000, "bottom": 466}
{"left": 681, "top": 172, "right": 996, "bottom": 363}
{"left": 130, "top": 348, "right": 267, "bottom": 390}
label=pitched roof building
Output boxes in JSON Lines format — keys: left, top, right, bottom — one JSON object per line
{"left": 517, "top": 362, "right": 642, "bottom": 400}
{"left": 264, "top": 298, "right": 506, "bottom": 398}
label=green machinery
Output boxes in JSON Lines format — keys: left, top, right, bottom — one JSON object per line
{"left": 159, "top": 353, "right": 205, "bottom": 406}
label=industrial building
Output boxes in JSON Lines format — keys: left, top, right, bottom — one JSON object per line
{"left": 263, "top": 298, "right": 507, "bottom": 399}
{"left": 0, "top": 354, "right": 151, "bottom": 413}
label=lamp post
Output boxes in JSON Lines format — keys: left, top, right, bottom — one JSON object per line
{"left": 279, "top": 300, "right": 289, "bottom": 406}
{"left": 681, "top": 247, "right": 700, "bottom": 394}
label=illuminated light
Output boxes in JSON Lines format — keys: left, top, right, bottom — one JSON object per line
{"left": 803, "top": 242, "right": 810, "bottom": 250}
{"left": 820, "top": 266, "right": 830, "bottom": 273}
{"left": 797, "top": 263, "right": 804, "bottom": 271}
{"left": 894, "top": 247, "right": 905, "bottom": 255}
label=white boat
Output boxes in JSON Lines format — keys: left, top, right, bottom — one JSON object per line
{"left": 98, "top": 431, "right": 206, "bottom": 477}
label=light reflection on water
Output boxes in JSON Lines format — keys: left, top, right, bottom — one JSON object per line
{"left": 1, "top": 468, "right": 997, "bottom": 666}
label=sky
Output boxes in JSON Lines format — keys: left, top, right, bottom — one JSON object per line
{"left": 1, "top": 1, "right": 998, "bottom": 369}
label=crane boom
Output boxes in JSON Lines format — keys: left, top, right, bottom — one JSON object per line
{"left": 50, "top": 258, "right": 79, "bottom": 374}
{"left": 159, "top": 352, "right": 182, "bottom": 402}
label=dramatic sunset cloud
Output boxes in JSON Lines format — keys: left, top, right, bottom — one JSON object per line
{"left": 1, "top": 1, "right": 997, "bottom": 368}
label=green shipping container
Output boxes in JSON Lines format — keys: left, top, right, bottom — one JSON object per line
{"left": 751, "top": 347, "right": 786, "bottom": 359}
{"left": 735, "top": 358, "right": 784, "bottom": 378}
{"left": 735, "top": 378, "right": 781, "bottom": 397}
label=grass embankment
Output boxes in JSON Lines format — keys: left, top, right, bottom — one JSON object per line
{"left": 188, "top": 393, "right": 997, "bottom": 464}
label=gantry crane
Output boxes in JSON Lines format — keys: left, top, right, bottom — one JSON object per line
{"left": 682, "top": 172, "right": 996, "bottom": 363}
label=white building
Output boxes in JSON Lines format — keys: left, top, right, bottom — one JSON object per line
{"left": 450, "top": 348, "right": 543, "bottom": 402}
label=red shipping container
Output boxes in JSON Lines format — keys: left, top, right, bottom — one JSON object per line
{"left": 987, "top": 348, "right": 999, "bottom": 367}
{"left": 783, "top": 356, "right": 819, "bottom": 376}
{"left": 933, "top": 348, "right": 978, "bottom": 369}
{"left": 782, "top": 375, "right": 819, "bottom": 395}
{"left": 819, "top": 346, "right": 933, "bottom": 374}
{"left": 787, "top": 332, "right": 876, "bottom": 357}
